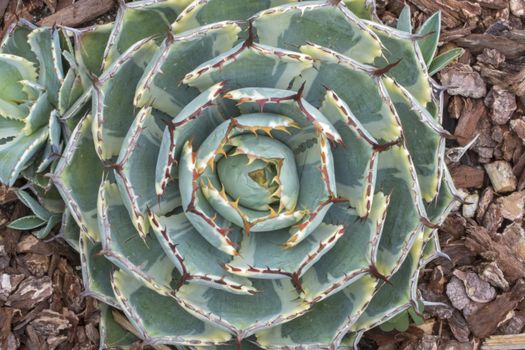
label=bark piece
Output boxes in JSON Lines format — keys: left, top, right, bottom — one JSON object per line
{"left": 466, "top": 280, "right": 525, "bottom": 338}
{"left": 455, "top": 34, "right": 525, "bottom": 59}
{"left": 482, "top": 333, "right": 525, "bottom": 350}
{"left": 454, "top": 270, "right": 496, "bottom": 303}
{"left": 440, "top": 64, "right": 487, "bottom": 98}
{"left": 462, "top": 192, "right": 479, "bottom": 218}
{"left": 39, "top": 0, "right": 115, "bottom": 27}
{"left": 446, "top": 276, "right": 471, "bottom": 310}
{"left": 451, "top": 165, "right": 485, "bottom": 189}
{"left": 510, "top": 0, "right": 525, "bottom": 17}
{"left": 6, "top": 276, "right": 52, "bottom": 309}
{"left": 511, "top": 118, "right": 525, "bottom": 141}
{"left": 477, "top": 48, "right": 505, "bottom": 67}
{"left": 497, "top": 191, "right": 525, "bottom": 221}
{"left": 30, "top": 309, "right": 71, "bottom": 336}
{"left": 448, "top": 310, "right": 471, "bottom": 343}
{"left": 485, "top": 86, "right": 517, "bottom": 126}
{"left": 465, "top": 222, "right": 525, "bottom": 283}
{"left": 476, "top": 187, "right": 494, "bottom": 222}
{"left": 454, "top": 98, "right": 486, "bottom": 145}
{"left": 485, "top": 161, "right": 517, "bottom": 193}
{"left": 481, "top": 262, "right": 510, "bottom": 290}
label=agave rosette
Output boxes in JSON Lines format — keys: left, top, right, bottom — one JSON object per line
{"left": 0, "top": 0, "right": 461, "bottom": 348}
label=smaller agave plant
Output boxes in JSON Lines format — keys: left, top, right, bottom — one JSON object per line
{"left": 0, "top": 19, "right": 112, "bottom": 233}
{"left": 0, "top": 0, "right": 465, "bottom": 349}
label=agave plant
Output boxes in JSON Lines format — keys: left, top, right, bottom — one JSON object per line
{"left": 0, "top": 0, "right": 463, "bottom": 348}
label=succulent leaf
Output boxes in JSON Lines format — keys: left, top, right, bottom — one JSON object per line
{"left": 0, "top": 1, "right": 457, "bottom": 348}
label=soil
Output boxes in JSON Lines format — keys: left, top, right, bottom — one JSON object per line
{"left": 2, "top": 0, "right": 525, "bottom": 349}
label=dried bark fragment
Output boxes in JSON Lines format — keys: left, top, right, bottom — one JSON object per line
{"left": 462, "top": 192, "right": 479, "bottom": 218}
{"left": 30, "top": 309, "right": 71, "bottom": 336}
{"left": 482, "top": 203, "right": 503, "bottom": 233}
{"left": 454, "top": 98, "right": 486, "bottom": 145}
{"left": 497, "top": 191, "right": 525, "bottom": 221}
{"left": 453, "top": 270, "right": 496, "bottom": 303}
{"left": 446, "top": 276, "right": 471, "bottom": 310}
{"left": 440, "top": 64, "right": 487, "bottom": 98}
{"left": 480, "top": 262, "right": 510, "bottom": 290}
{"left": 448, "top": 310, "right": 470, "bottom": 343}
{"left": 465, "top": 280, "right": 525, "bottom": 338}
{"left": 510, "top": 0, "right": 525, "bottom": 17}
{"left": 484, "top": 161, "right": 517, "bottom": 193}
{"left": 6, "top": 276, "right": 52, "bottom": 309}
{"left": 450, "top": 165, "right": 485, "bottom": 189}
{"left": 39, "top": 0, "right": 115, "bottom": 26}
{"left": 465, "top": 222, "right": 525, "bottom": 283}
{"left": 485, "top": 86, "right": 517, "bottom": 125}
{"left": 477, "top": 49, "right": 505, "bottom": 67}
{"left": 476, "top": 187, "right": 494, "bottom": 222}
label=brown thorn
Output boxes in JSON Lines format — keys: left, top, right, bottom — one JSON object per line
{"left": 290, "top": 272, "right": 305, "bottom": 295}
{"left": 244, "top": 20, "right": 255, "bottom": 48}
{"left": 295, "top": 81, "right": 306, "bottom": 101}
{"left": 373, "top": 58, "right": 402, "bottom": 77}
{"left": 372, "top": 137, "right": 402, "bottom": 152}
{"left": 328, "top": 0, "right": 343, "bottom": 5}
{"left": 165, "top": 28, "right": 174, "bottom": 45}
{"left": 368, "top": 264, "right": 392, "bottom": 286}
{"left": 420, "top": 217, "right": 440, "bottom": 229}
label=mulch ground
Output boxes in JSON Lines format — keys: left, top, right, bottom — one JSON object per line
{"left": 1, "top": 0, "right": 525, "bottom": 349}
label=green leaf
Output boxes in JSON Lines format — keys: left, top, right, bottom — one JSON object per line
{"left": 103, "top": 1, "right": 182, "bottom": 69}
{"left": 149, "top": 212, "right": 255, "bottom": 294}
{"left": 0, "top": 127, "right": 48, "bottom": 187}
{"left": 417, "top": 12, "right": 441, "bottom": 66}
{"left": 428, "top": 48, "right": 464, "bottom": 76}
{"left": 60, "top": 210, "right": 80, "bottom": 252}
{"left": 134, "top": 21, "right": 241, "bottom": 117}
{"left": 7, "top": 215, "right": 46, "bottom": 230}
{"left": 177, "top": 278, "right": 309, "bottom": 334}
{"left": 0, "top": 53, "right": 37, "bottom": 103}
{"left": 0, "top": 20, "right": 38, "bottom": 63}
{"left": 370, "top": 23, "right": 432, "bottom": 105}
{"left": 172, "top": 0, "right": 295, "bottom": 33}
{"left": 255, "top": 275, "right": 377, "bottom": 348}
{"left": 15, "top": 189, "right": 51, "bottom": 220}
{"left": 53, "top": 115, "right": 102, "bottom": 241}
{"left": 111, "top": 269, "right": 233, "bottom": 346}
{"left": 252, "top": 2, "right": 382, "bottom": 64}
{"left": 93, "top": 38, "right": 158, "bottom": 160}
{"left": 300, "top": 193, "right": 388, "bottom": 302}
{"left": 183, "top": 42, "right": 313, "bottom": 92}
{"left": 98, "top": 180, "right": 180, "bottom": 296}
{"left": 397, "top": 5, "right": 412, "bottom": 33}
{"left": 226, "top": 223, "right": 344, "bottom": 280}
{"left": 73, "top": 23, "right": 112, "bottom": 77}
{"left": 35, "top": 214, "right": 61, "bottom": 239}
{"left": 28, "top": 28, "right": 63, "bottom": 105}
{"left": 115, "top": 107, "right": 181, "bottom": 237}
{"left": 79, "top": 234, "right": 119, "bottom": 307}
{"left": 99, "top": 305, "right": 139, "bottom": 350}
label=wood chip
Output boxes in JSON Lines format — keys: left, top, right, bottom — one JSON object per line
{"left": 482, "top": 332, "right": 525, "bottom": 349}
{"left": 454, "top": 270, "right": 497, "bottom": 303}
{"left": 466, "top": 280, "right": 525, "bottom": 338}
{"left": 497, "top": 191, "right": 525, "bottom": 221}
{"left": 440, "top": 63, "right": 487, "bottom": 98}
{"left": 450, "top": 165, "right": 485, "bottom": 189}
{"left": 485, "top": 86, "right": 518, "bottom": 126}
{"left": 454, "top": 98, "right": 487, "bottom": 145}
{"left": 485, "top": 161, "right": 517, "bottom": 193}
{"left": 39, "top": 0, "right": 115, "bottom": 27}
{"left": 466, "top": 222, "right": 525, "bottom": 283}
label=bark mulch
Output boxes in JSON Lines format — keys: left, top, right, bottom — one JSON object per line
{"left": 2, "top": 0, "right": 525, "bottom": 349}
